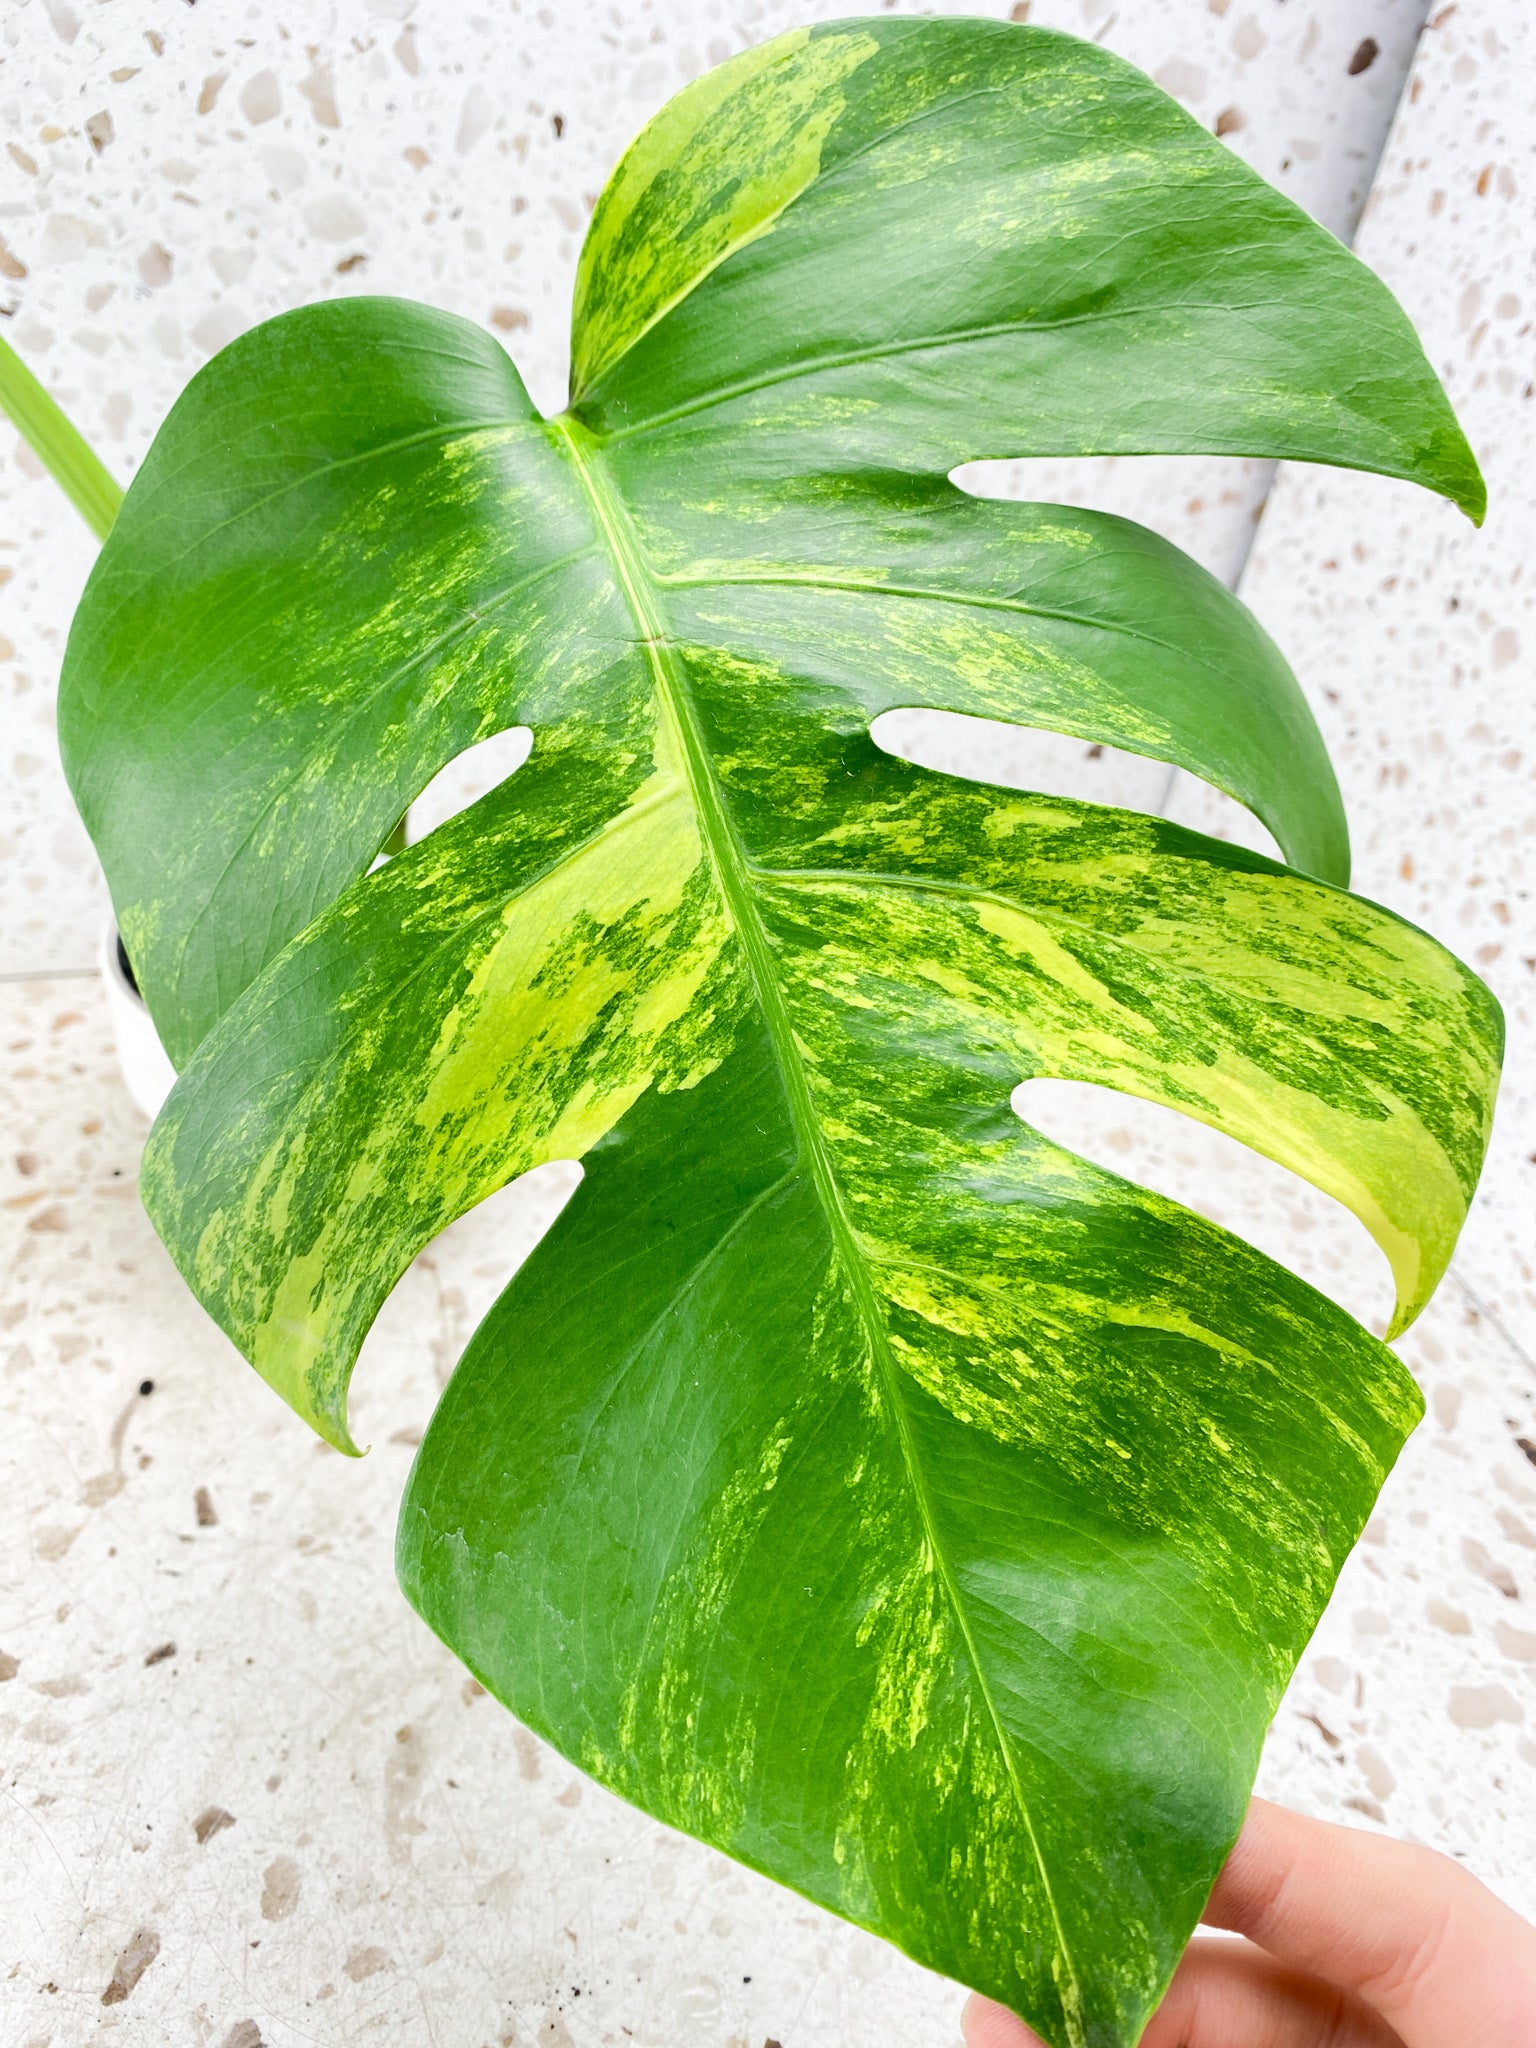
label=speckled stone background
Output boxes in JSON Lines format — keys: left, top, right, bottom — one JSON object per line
{"left": 2, "top": 4, "right": 1532, "bottom": 2046}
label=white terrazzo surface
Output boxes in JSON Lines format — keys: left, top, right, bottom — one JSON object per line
{"left": 2, "top": 4, "right": 1533, "bottom": 2046}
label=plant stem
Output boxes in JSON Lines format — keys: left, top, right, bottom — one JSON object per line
{"left": 0, "top": 331, "right": 123, "bottom": 541}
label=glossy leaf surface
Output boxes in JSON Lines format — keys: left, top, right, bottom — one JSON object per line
{"left": 59, "top": 21, "right": 1498, "bottom": 2048}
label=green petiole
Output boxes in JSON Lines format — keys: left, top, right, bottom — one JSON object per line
{"left": 0, "top": 330, "right": 123, "bottom": 541}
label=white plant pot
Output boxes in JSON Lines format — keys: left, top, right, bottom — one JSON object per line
{"left": 100, "top": 919, "right": 177, "bottom": 1121}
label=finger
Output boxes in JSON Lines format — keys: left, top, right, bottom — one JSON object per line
{"left": 1209, "top": 1798, "right": 1536, "bottom": 2048}
{"left": 1141, "top": 1937, "right": 1404, "bottom": 2048}
{"left": 963, "top": 1937, "right": 1404, "bottom": 2048}
{"left": 961, "top": 1991, "right": 1047, "bottom": 2048}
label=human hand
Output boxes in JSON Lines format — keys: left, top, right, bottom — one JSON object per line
{"left": 964, "top": 1796, "right": 1536, "bottom": 2047}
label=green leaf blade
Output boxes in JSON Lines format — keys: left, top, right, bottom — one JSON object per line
{"left": 575, "top": 20, "right": 1484, "bottom": 521}
{"left": 571, "top": 24, "right": 881, "bottom": 401}
{"left": 63, "top": 22, "right": 1503, "bottom": 2048}
{"left": 396, "top": 1003, "right": 1422, "bottom": 2045}
{"left": 59, "top": 300, "right": 598, "bottom": 1064}
{"left": 648, "top": 485, "right": 1351, "bottom": 882}
{"left": 140, "top": 736, "right": 737, "bottom": 1450}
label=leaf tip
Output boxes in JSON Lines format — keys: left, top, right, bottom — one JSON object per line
{"left": 1386, "top": 1267, "right": 1442, "bottom": 1348}
{"left": 1437, "top": 427, "right": 1487, "bottom": 526}
{"left": 302, "top": 1378, "right": 365, "bottom": 1458}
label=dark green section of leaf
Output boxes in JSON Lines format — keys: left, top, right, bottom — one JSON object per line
{"left": 399, "top": 1021, "right": 1418, "bottom": 2044}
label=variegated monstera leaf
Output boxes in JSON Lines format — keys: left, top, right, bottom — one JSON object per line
{"left": 60, "top": 20, "right": 1499, "bottom": 2048}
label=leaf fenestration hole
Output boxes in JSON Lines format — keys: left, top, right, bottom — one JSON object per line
{"left": 872, "top": 707, "right": 1177, "bottom": 816}
{"left": 407, "top": 725, "right": 533, "bottom": 842}
{"left": 354, "top": 1159, "right": 583, "bottom": 1431}
{"left": 1011, "top": 1077, "right": 1395, "bottom": 1336}
{"left": 871, "top": 708, "right": 1283, "bottom": 859}
{"left": 951, "top": 451, "right": 1274, "bottom": 592}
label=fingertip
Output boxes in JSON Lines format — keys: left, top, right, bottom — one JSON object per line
{"left": 1141, "top": 1935, "right": 1402, "bottom": 2048}
{"left": 961, "top": 1992, "right": 1045, "bottom": 2048}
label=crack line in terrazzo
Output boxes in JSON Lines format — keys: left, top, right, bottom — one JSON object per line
{"left": 1446, "top": 1266, "right": 1536, "bottom": 1382}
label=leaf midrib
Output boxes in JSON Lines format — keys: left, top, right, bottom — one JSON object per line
{"left": 545, "top": 407, "right": 1083, "bottom": 2028}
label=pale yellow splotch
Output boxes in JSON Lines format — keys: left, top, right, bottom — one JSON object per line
{"left": 572, "top": 26, "right": 878, "bottom": 399}
{"left": 222, "top": 755, "right": 737, "bottom": 1450}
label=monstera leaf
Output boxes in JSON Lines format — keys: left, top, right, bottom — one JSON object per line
{"left": 59, "top": 20, "right": 1499, "bottom": 2048}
